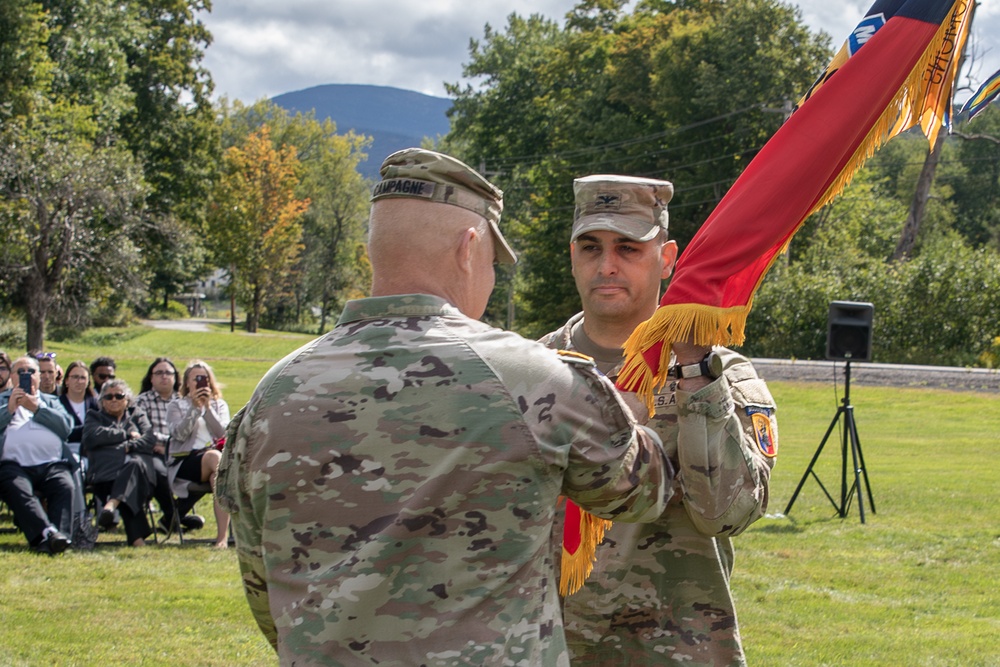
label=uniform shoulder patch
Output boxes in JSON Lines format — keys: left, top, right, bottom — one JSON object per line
{"left": 746, "top": 406, "right": 777, "bottom": 458}
{"left": 556, "top": 349, "right": 596, "bottom": 367}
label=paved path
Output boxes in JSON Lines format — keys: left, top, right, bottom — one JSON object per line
{"left": 752, "top": 358, "right": 1000, "bottom": 393}
{"left": 141, "top": 318, "right": 227, "bottom": 333}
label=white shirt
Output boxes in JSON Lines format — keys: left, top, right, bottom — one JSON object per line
{"left": 69, "top": 399, "right": 86, "bottom": 424}
{"left": 2, "top": 406, "right": 64, "bottom": 466}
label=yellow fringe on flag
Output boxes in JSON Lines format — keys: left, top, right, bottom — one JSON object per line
{"left": 559, "top": 508, "right": 612, "bottom": 597}
{"left": 618, "top": 4, "right": 970, "bottom": 414}
{"left": 812, "top": 5, "right": 970, "bottom": 217}
{"left": 619, "top": 303, "right": 751, "bottom": 412}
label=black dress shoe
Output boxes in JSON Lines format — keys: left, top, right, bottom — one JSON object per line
{"left": 46, "top": 530, "right": 70, "bottom": 554}
{"left": 180, "top": 514, "right": 205, "bottom": 531}
{"left": 98, "top": 508, "right": 116, "bottom": 530}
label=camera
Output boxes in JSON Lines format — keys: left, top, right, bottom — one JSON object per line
{"left": 195, "top": 374, "right": 209, "bottom": 389}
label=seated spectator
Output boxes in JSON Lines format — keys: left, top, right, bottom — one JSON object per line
{"left": 0, "top": 356, "right": 76, "bottom": 553}
{"left": 135, "top": 357, "right": 194, "bottom": 532}
{"left": 81, "top": 379, "right": 158, "bottom": 547}
{"left": 0, "top": 352, "right": 12, "bottom": 391}
{"left": 90, "top": 356, "right": 117, "bottom": 396}
{"left": 34, "top": 352, "right": 60, "bottom": 396}
{"left": 58, "top": 361, "right": 98, "bottom": 459}
{"left": 167, "top": 360, "right": 230, "bottom": 548}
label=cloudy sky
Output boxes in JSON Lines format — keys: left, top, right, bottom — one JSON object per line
{"left": 200, "top": 0, "right": 1000, "bottom": 107}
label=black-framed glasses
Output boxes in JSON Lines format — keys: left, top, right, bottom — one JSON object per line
{"left": 153, "top": 370, "right": 176, "bottom": 377}
{"left": 35, "top": 352, "right": 56, "bottom": 360}
{"left": 0, "top": 366, "right": 9, "bottom": 374}
{"left": 102, "top": 393, "right": 127, "bottom": 401}
{"left": 97, "top": 373, "right": 116, "bottom": 381}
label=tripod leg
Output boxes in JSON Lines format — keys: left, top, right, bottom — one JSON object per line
{"left": 839, "top": 410, "right": 850, "bottom": 518}
{"left": 848, "top": 406, "right": 876, "bottom": 514}
{"left": 785, "top": 406, "right": 844, "bottom": 515}
{"left": 845, "top": 406, "right": 866, "bottom": 524}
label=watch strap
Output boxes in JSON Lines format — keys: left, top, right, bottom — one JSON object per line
{"left": 668, "top": 352, "right": 719, "bottom": 380}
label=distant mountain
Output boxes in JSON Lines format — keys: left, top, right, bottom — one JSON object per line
{"left": 271, "top": 84, "right": 453, "bottom": 179}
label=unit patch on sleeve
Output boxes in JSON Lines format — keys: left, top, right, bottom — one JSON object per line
{"left": 746, "top": 406, "right": 777, "bottom": 458}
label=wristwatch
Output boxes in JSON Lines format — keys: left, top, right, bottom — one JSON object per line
{"left": 669, "top": 350, "right": 724, "bottom": 380}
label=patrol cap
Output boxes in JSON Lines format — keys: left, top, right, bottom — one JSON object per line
{"left": 571, "top": 174, "right": 674, "bottom": 243}
{"left": 372, "top": 148, "right": 517, "bottom": 264}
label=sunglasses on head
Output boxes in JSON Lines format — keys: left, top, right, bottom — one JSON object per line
{"left": 35, "top": 352, "right": 56, "bottom": 360}
{"left": 102, "top": 393, "right": 127, "bottom": 401}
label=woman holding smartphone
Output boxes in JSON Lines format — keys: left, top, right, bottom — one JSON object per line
{"left": 166, "top": 360, "right": 230, "bottom": 548}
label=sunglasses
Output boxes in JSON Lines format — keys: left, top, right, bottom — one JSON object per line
{"left": 18, "top": 369, "right": 37, "bottom": 375}
{"left": 97, "top": 373, "right": 116, "bottom": 381}
{"left": 102, "top": 393, "right": 127, "bottom": 401}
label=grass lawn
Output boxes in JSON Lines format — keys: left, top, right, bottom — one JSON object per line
{"left": 2, "top": 325, "right": 998, "bottom": 665}
{"left": 739, "top": 383, "right": 1000, "bottom": 667}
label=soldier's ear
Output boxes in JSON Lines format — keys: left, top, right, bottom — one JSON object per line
{"left": 456, "top": 227, "right": 477, "bottom": 274}
{"left": 660, "top": 240, "right": 678, "bottom": 280}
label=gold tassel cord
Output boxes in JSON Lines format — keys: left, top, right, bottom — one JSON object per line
{"left": 559, "top": 510, "right": 612, "bottom": 597}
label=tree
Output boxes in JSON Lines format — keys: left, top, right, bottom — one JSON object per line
{"left": 206, "top": 126, "right": 309, "bottom": 333}
{"left": 0, "top": 0, "right": 220, "bottom": 344}
{"left": 115, "top": 0, "right": 220, "bottom": 307}
{"left": 0, "top": 0, "right": 52, "bottom": 121}
{"left": 0, "top": 130, "right": 147, "bottom": 350}
{"left": 948, "top": 106, "right": 1000, "bottom": 248}
{"left": 218, "top": 99, "right": 372, "bottom": 331}
{"left": 444, "top": 0, "right": 830, "bottom": 336}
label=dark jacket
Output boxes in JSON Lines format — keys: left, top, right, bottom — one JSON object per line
{"left": 58, "top": 392, "right": 99, "bottom": 445}
{"left": 81, "top": 405, "right": 157, "bottom": 484}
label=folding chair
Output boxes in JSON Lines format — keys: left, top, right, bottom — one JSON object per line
{"left": 86, "top": 484, "right": 159, "bottom": 545}
{"left": 162, "top": 481, "right": 213, "bottom": 544}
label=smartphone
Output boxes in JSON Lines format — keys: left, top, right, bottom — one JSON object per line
{"left": 19, "top": 372, "right": 32, "bottom": 393}
{"left": 195, "top": 374, "right": 209, "bottom": 389}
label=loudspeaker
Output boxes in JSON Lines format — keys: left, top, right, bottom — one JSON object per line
{"left": 826, "top": 301, "right": 874, "bottom": 362}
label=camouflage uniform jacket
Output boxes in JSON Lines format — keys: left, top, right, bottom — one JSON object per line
{"left": 541, "top": 312, "right": 778, "bottom": 666}
{"left": 217, "top": 295, "right": 674, "bottom": 667}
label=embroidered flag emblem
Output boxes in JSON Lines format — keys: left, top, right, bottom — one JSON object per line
{"left": 747, "top": 407, "right": 777, "bottom": 458}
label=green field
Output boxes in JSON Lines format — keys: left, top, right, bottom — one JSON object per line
{"left": 1, "top": 325, "right": 998, "bottom": 665}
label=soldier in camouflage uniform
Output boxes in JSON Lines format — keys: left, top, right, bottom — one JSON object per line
{"left": 217, "top": 150, "right": 676, "bottom": 666}
{"left": 540, "top": 175, "right": 779, "bottom": 666}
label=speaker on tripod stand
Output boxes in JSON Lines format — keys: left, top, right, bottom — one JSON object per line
{"left": 826, "top": 301, "right": 874, "bottom": 362}
{"left": 785, "top": 301, "right": 877, "bottom": 523}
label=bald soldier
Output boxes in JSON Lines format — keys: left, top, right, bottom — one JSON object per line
{"left": 540, "top": 175, "right": 779, "bottom": 666}
{"left": 217, "top": 149, "right": 675, "bottom": 666}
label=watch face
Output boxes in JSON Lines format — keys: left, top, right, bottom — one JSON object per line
{"left": 707, "top": 352, "right": 724, "bottom": 378}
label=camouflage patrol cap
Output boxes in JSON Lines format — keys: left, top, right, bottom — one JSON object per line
{"left": 373, "top": 148, "right": 517, "bottom": 264}
{"left": 571, "top": 174, "right": 674, "bottom": 243}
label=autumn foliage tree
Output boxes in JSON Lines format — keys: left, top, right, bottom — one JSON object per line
{"left": 207, "top": 126, "right": 309, "bottom": 333}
